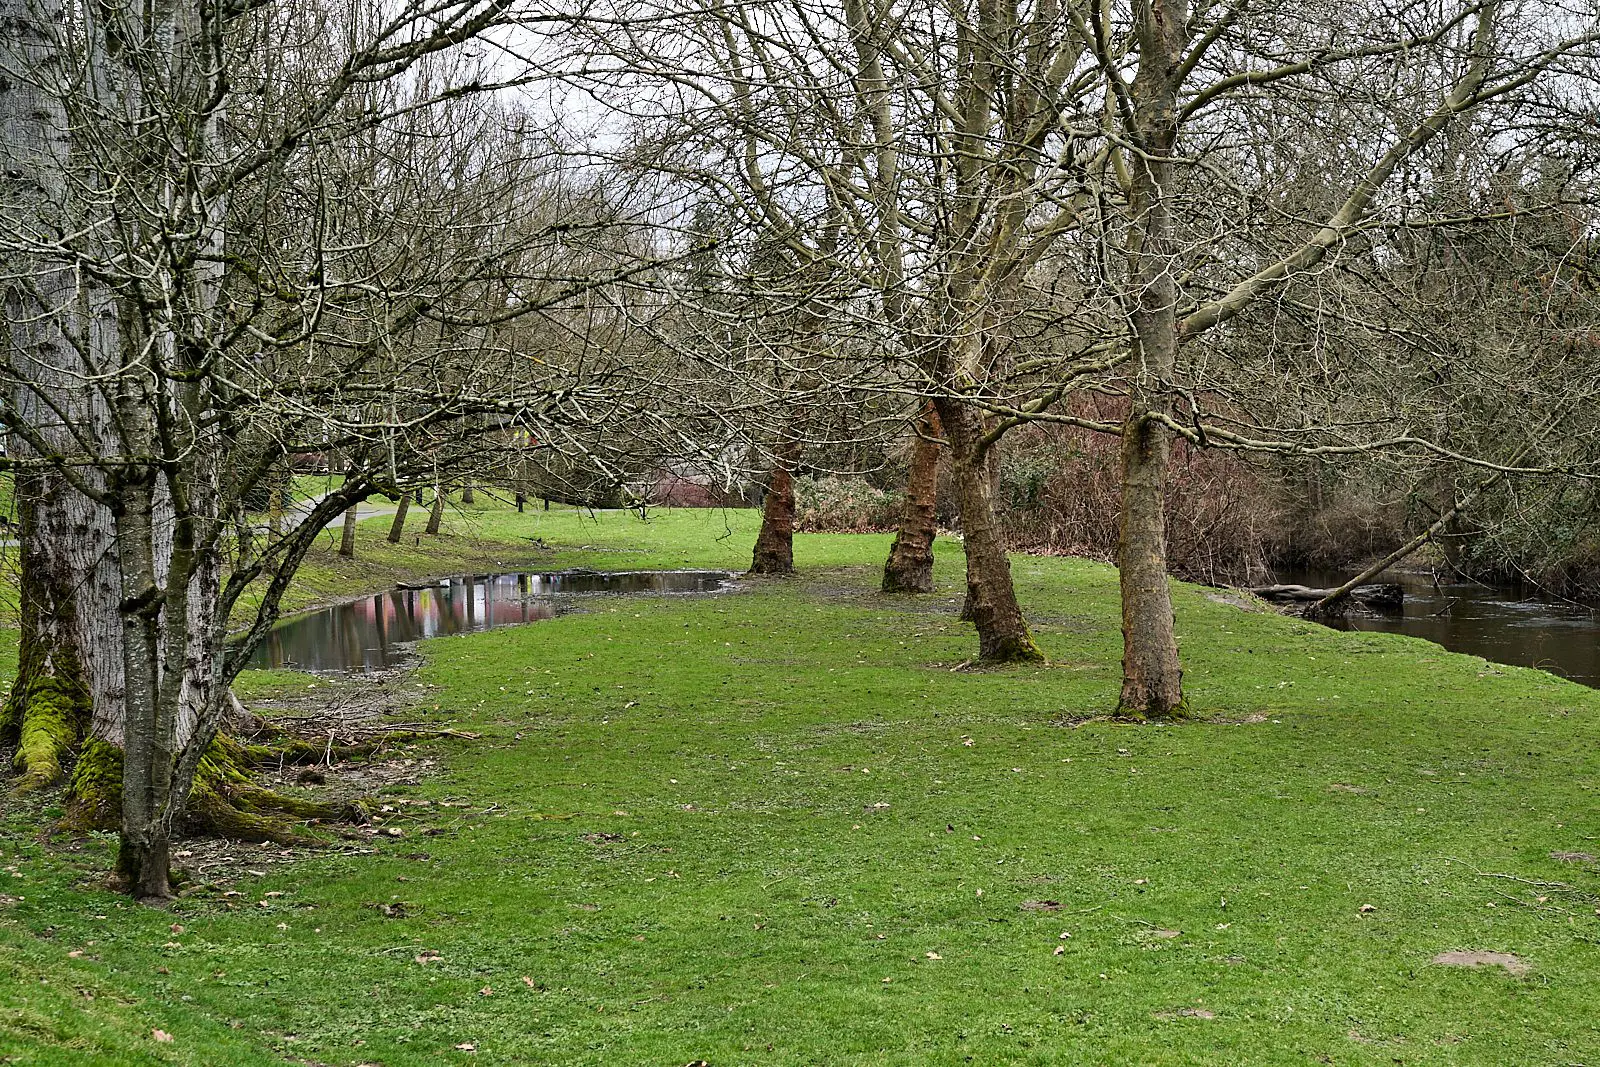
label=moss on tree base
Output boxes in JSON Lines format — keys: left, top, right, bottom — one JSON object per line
{"left": 5, "top": 675, "right": 86, "bottom": 794}
{"left": 32, "top": 729, "right": 371, "bottom": 845}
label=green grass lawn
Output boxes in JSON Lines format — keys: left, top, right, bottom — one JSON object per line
{"left": 3, "top": 508, "right": 1599, "bottom": 1065}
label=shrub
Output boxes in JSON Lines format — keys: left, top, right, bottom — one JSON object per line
{"left": 795, "top": 476, "right": 904, "bottom": 533}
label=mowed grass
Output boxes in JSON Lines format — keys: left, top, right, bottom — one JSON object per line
{"left": 3, "top": 508, "right": 1600, "bottom": 1065}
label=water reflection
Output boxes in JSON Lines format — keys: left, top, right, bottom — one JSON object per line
{"left": 1277, "top": 567, "right": 1600, "bottom": 687}
{"left": 248, "top": 570, "right": 734, "bottom": 673}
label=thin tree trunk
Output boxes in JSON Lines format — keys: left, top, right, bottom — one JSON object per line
{"left": 883, "top": 404, "right": 942, "bottom": 593}
{"left": 460, "top": 485, "right": 474, "bottom": 505}
{"left": 1117, "top": 0, "right": 1189, "bottom": 718}
{"left": 426, "top": 487, "right": 445, "bottom": 535}
{"left": 387, "top": 495, "right": 410, "bottom": 543}
{"left": 114, "top": 466, "right": 173, "bottom": 901}
{"left": 339, "top": 503, "right": 359, "bottom": 557}
{"left": 935, "top": 398, "right": 1042, "bottom": 663}
{"left": 749, "top": 444, "right": 799, "bottom": 575}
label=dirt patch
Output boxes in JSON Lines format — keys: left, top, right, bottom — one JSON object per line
{"left": 1204, "top": 592, "right": 1263, "bottom": 612}
{"left": 1550, "top": 851, "right": 1597, "bottom": 863}
{"left": 1430, "top": 950, "right": 1529, "bottom": 976}
{"left": 1155, "top": 1007, "right": 1216, "bottom": 1020}
{"left": 1207, "top": 712, "right": 1271, "bottom": 725}
{"left": 165, "top": 667, "right": 472, "bottom": 895}
{"left": 1328, "top": 783, "right": 1370, "bottom": 794}
{"left": 243, "top": 662, "right": 430, "bottom": 734}
{"left": 1019, "top": 900, "right": 1063, "bottom": 912}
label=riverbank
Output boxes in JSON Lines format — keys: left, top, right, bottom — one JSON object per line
{"left": 3, "top": 509, "right": 1599, "bottom": 1064}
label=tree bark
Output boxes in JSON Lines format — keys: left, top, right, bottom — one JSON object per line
{"left": 112, "top": 462, "right": 174, "bottom": 901}
{"left": 1, "top": 474, "right": 94, "bottom": 793}
{"left": 387, "top": 495, "right": 410, "bottom": 543}
{"left": 460, "top": 485, "right": 474, "bottom": 505}
{"left": 426, "top": 487, "right": 446, "bottom": 535}
{"left": 749, "top": 444, "right": 799, "bottom": 575}
{"left": 1116, "top": 0, "right": 1189, "bottom": 718}
{"left": 882, "top": 404, "right": 942, "bottom": 593}
{"left": 1, "top": 3, "right": 127, "bottom": 796}
{"left": 935, "top": 398, "right": 1042, "bottom": 663}
{"left": 339, "top": 503, "right": 359, "bottom": 557}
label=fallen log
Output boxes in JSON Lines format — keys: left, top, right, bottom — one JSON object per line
{"left": 1248, "top": 583, "right": 1404, "bottom": 610}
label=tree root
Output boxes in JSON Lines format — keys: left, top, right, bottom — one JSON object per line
{"left": 39, "top": 732, "right": 377, "bottom": 844}
{"left": 7, "top": 681, "right": 460, "bottom": 844}
{"left": 3, "top": 675, "right": 90, "bottom": 796}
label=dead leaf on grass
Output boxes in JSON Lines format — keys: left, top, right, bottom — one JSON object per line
{"left": 151, "top": 1029, "right": 174, "bottom": 1043}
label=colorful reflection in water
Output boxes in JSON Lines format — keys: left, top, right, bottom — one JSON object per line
{"left": 246, "top": 570, "right": 734, "bottom": 672}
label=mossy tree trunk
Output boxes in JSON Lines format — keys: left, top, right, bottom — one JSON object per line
{"left": 749, "top": 443, "right": 800, "bottom": 575}
{"left": 882, "top": 404, "right": 943, "bottom": 594}
{"left": 2, "top": 475, "right": 95, "bottom": 794}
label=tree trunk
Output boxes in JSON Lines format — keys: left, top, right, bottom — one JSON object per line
{"left": 387, "top": 495, "right": 410, "bottom": 543}
{"left": 882, "top": 405, "right": 942, "bottom": 593}
{"left": 1116, "top": 0, "right": 1189, "bottom": 718}
{"left": 339, "top": 502, "right": 359, "bottom": 557}
{"left": 2, "top": 474, "right": 95, "bottom": 794}
{"left": 461, "top": 485, "right": 474, "bottom": 505}
{"left": 1, "top": 6, "right": 127, "bottom": 800}
{"left": 113, "top": 463, "right": 174, "bottom": 901}
{"left": 1118, "top": 413, "right": 1183, "bottom": 715}
{"left": 749, "top": 444, "right": 799, "bottom": 575}
{"left": 935, "top": 398, "right": 1042, "bottom": 663}
{"left": 426, "top": 487, "right": 446, "bottom": 535}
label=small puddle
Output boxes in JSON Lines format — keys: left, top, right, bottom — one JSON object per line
{"left": 246, "top": 570, "right": 736, "bottom": 672}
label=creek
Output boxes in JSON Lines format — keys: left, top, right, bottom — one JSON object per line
{"left": 245, "top": 570, "right": 737, "bottom": 673}
{"left": 1276, "top": 567, "right": 1600, "bottom": 688}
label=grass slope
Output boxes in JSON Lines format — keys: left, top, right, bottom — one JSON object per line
{"left": 3, "top": 508, "right": 1599, "bottom": 1065}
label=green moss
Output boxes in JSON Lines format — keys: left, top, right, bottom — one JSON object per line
{"left": 61, "top": 739, "right": 121, "bottom": 831}
{"left": 8, "top": 676, "right": 88, "bottom": 794}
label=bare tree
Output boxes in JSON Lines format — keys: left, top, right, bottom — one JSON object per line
{"left": 0, "top": 0, "right": 719, "bottom": 898}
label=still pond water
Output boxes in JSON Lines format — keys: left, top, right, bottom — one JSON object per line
{"left": 247, "top": 570, "right": 735, "bottom": 673}
{"left": 248, "top": 563, "right": 1600, "bottom": 689}
{"left": 1280, "top": 567, "right": 1600, "bottom": 688}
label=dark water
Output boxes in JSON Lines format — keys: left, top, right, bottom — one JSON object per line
{"left": 1277, "top": 567, "right": 1600, "bottom": 688}
{"left": 247, "top": 570, "right": 735, "bottom": 673}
